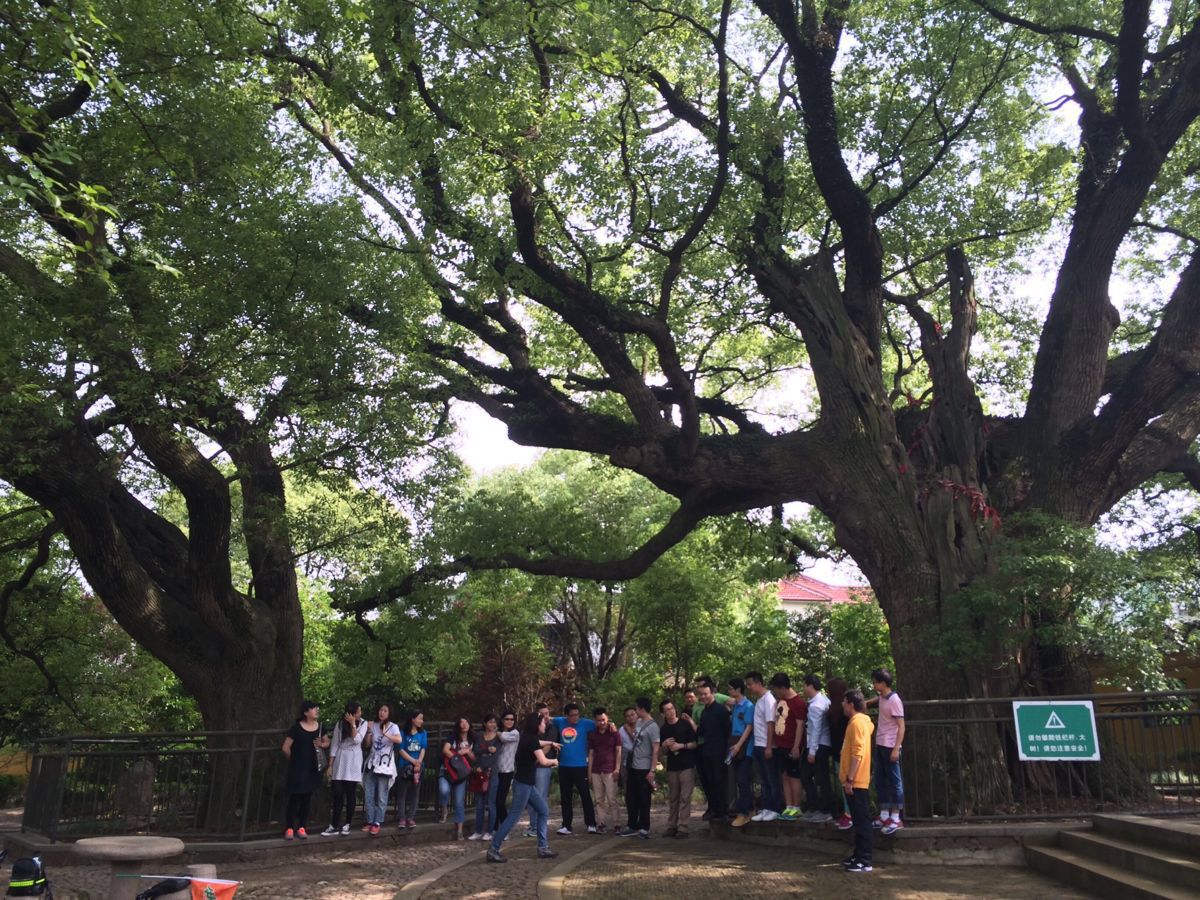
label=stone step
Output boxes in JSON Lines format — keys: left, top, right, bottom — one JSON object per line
{"left": 1060, "top": 829, "right": 1200, "bottom": 891}
{"left": 1093, "top": 815, "right": 1200, "bottom": 858}
{"left": 1026, "top": 844, "right": 1200, "bottom": 900}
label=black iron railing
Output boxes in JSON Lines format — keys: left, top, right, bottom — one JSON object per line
{"left": 22, "top": 722, "right": 460, "bottom": 841}
{"left": 23, "top": 691, "right": 1199, "bottom": 838}
{"left": 902, "top": 690, "right": 1200, "bottom": 820}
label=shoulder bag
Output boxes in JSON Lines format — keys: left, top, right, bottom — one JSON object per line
{"left": 468, "top": 767, "right": 490, "bottom": 794}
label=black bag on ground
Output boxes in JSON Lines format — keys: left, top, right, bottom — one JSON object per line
{"left": 135, "top": 878, "right": 192, "bottom": 900}
{"left": 6, "top": 855, "right": 51, "bottom": 897}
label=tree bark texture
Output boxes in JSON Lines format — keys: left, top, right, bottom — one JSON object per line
{"left": 7, "top": 418, "right": 303, "bottom": 733}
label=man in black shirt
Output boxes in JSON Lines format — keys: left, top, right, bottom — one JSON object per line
{"left": 658, "top": 700, "right": 697, "bottom": 838}
{"left": 695, "top": 683, "right": 731, "bottom": 822}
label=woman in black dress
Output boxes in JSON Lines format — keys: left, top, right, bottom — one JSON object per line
{"left": 281, "top": 699, "right": 331, "bottom": 839}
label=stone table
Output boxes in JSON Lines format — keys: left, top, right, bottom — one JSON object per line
{"left": 73, "top": 836, "right": 185, "bottom": 900}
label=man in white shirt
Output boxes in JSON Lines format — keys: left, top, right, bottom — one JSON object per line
{"left": 801, "top": 674, "right": 834, "bottom": 822}
{"left": 746, "top": 671, "right": 783, "bottom": 821}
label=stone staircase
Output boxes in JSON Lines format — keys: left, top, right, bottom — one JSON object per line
{"left": 1026, "top": 814, "right": 1200, "bottom": 899}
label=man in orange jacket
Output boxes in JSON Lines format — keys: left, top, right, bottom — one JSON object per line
{"left": 839, "top": 689, "right": 875, "bottom": 873}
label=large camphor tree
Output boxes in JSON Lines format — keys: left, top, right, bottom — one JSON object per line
{"left": 0, "top": 1, "right": 446, "bottom": 730}
{"left": 259, "top": 0, "right": 1200, "bottom": 808}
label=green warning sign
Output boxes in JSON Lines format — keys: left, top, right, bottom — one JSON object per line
{"left": 1012, "top": 700, "right": 1100, "bottom": 761}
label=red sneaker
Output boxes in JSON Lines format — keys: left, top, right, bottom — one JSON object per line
{"left": 284, "top": 828, "right": 295, "bottom": 840}
{"left": 835, "top": 814, "right": 853, "bottom": 831}
{"left": 882, "top": 818, "right": 903, "bottom": 835}
{"left": 369, "top": 824, "right": 380, "bottom": 835}
{"left": 296, "top": 827, "right": 308, "bottom": 840}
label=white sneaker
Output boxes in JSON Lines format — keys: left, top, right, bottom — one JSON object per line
{"left": 557, "top": 826, "right": 573, "bottom": 835}
{"left": 482, "top": 832, "right": 493, "bottom": 840}
{"left": 467, "top": 832, "right": 482, "bottom": 841}
{"left": 587, "top": 825, "right": 598, "bottom": 834}
{"left": 340, "top": 824, "right": 351, "bottom": 835}
{"left": 760, "top": 810, "right": 780, "bottom": 822}
{"left": 320, "top": 825, "right": 338, "bottom": 836}
{"left": 750, "top": 811, "right": 767, "bottom": 822}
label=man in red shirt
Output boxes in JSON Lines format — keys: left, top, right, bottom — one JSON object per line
{"left": 586, "top": 708, "right": 623, "bottom": 834}
{"left": 769, "top": 672, "right": 807, "bottom": 820}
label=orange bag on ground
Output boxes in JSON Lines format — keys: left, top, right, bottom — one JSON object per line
{"left": 190, "top": 879, "right": 239, "bottom": 900}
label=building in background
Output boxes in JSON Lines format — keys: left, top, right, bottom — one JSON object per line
{"left": 776, "top": 573, "right": 870, "bottom": 616}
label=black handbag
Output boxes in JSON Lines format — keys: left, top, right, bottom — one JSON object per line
{"left": 314, "top": 724, "right": 327, "bottom": 773}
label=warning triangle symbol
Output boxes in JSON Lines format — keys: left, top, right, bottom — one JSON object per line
{"left": 1044, "top": 711, "right": 1066, "bottom": 730}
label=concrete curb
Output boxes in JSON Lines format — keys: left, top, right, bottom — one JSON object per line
{"left": 537, "top": 837, "right": 622, "bottom": 900}
{"left": 4, "top": 821, "right": 460, "bottom": 867}
{"left": 708, "top": 818, "right": 1092, "bottom": 866}
{"left": 394, "top": 848, "right": 484, "bottom": 897}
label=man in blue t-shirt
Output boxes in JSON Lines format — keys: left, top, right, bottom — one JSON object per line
{"left": 553, "top": 703, "right": 597, "bottom": 834}
{"left": 727, "top": 677, "right": 756, "bottom": 826}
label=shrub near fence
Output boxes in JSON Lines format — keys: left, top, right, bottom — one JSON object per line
{"left": 22, "top": 722, "right": 459, "bottom": 842}
{"left": 902, "top": 690, "right": 1200, "bottom": 820}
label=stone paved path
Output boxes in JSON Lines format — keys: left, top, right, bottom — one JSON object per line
{"left": 420, "top": 830, "right": 602, "bottom": 899}
{"left": 0, "top": 836, "right": 470, "bottom": 899}
{"left": 0, "top": 808, "right": 21, "bottom": 832}
{"left": 561, "top": 836, "right": 1094, "bottom": 900}
{"left": 2, "top": 815, "right": 1096, "bottom": 899}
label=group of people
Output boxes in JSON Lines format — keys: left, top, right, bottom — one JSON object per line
{"left": 279, "top": 668, "right": 906, "bottom": 873}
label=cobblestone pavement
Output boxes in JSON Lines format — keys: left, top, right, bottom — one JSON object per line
{"left": 3, "top": 811, "right": 1094, "bottom": 900}
{"left": 420, "top": 829, "right": 602, "bottom": 900}
{"left": 227, "top": 841, "right": 470, "bottom": 900}
{"left": 1, "top": 835, "right": 471, "bottom": 899}
{"left": 561, "top": 837, "right": 1094, "bottom": 900}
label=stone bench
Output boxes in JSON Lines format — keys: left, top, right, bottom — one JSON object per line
{"left": 73, "top": 836, "right": 185, "bottom": 900}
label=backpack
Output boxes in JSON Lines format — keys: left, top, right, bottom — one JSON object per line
{"left": 7, "top": 855, "right": 51, "bottom": 898}
{"left": 443, "top": 750, "right": 471, "bottom": 785}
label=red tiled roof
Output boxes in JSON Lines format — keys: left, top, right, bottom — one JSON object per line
{"left": 777, "top": 573, "right": 867, "bottom": 604}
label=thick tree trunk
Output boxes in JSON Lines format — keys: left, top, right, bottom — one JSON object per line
{"left": 888, "top": 617, "right": 1014, "bottom": 817}
{"left": 882, "top": 577, "right": 1014, "bottom": 816}
{"left": 10, "top": 422, "right": 305, "bottom": 734}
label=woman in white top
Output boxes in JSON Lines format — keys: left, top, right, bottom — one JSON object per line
{"left": 322, "top": 701, "right": 368, "bottom": 835}
{"left": 362, "top": 704, "right": 402, "bottom": 835}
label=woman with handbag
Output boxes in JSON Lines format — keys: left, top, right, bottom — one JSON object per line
{"left": 281, "top": 700, "right": 331, "bottom": 840}
{"left": 438, "top": 716, "right": 475, "bottom": 839}
{"left": 362, "top": 704, "right": 402, "bottom": 835}
{"left": 467, "top": 714, "right": 502, "bottom": 840}
{"left": 322, "top": 701, "right": 366, "bottom": 836}
{"left": 394, "top": 710, "right": 427, "bottom": 829}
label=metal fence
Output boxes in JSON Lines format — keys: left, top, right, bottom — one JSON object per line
{"left": 22, "top": 691, "right": 1200, "bottom": 838}
{"left": 21, "top": 722, "right": 460, "bottom": 842}
{"left": 903, "top": 690, "right": 1200, "bottom": 820}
